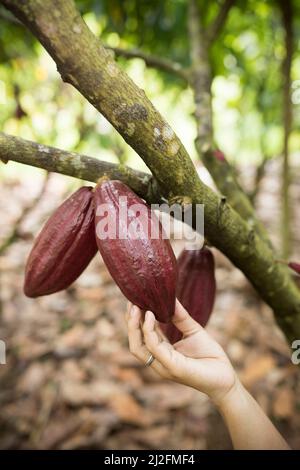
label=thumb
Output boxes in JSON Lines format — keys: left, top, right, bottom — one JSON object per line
{"left": 172, "top": 299, "right": 203, "bottom": 337}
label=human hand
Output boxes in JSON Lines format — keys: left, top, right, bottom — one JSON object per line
{"left": 126, "top": 299, "right": 238, "bottom": 405}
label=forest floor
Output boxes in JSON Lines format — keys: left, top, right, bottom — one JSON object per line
{"left": 0, "top": 159, "right": 300, "bottom": 450}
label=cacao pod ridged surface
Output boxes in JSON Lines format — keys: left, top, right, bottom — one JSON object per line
{"left": 94, "top": 180, "right": 177, "bottom": 323}
{"left": 24, "top": 187, "right": 97, "bottom": 297}
{"left": 161, "top": 246, "right": 216, "bottom": 343}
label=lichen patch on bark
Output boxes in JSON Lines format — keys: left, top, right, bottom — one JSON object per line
{"left": 162, "top": 125, "right": 175, "bottom": 140}
{"left": 168, "top": 141, "right": 180, "bottom": 156}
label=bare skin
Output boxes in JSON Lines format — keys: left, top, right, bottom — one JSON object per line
{"left": 126, "top": 300, "right": 290, "bottom": 450}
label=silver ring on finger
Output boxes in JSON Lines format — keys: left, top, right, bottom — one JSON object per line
{"left": 145, "top": 353, "right": 155, "bottom": 367}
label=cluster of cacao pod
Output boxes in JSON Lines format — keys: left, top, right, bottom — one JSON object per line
{"left": 24, "top": 179, "right": 216, "bottom": 335}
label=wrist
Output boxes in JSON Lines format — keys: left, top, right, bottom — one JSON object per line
{"left": 211, "top": 375, "right": 246, "bottom": 411}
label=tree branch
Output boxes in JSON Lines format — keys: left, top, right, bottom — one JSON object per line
{"left": 105, "top": 46, "right": 188, "bottom": 82}
{"left": 2, "top": 0, "right": 300, "bottom": 342}
{"left": 204, "top": 150, "right": 274, "bottom": 246}
{"left": 248, "top": 155, "right": 269, "bottom": 204}
{"left": 188, "top": 0, "right": 212, "bottom": 152}
{"left": 0, "top": 132, "right": 160, "bottom": 202}
{"left": 279, "top": 0, "right": 293, "bottom": 258}
{"left": 187, "top": 0, "right": 271, "bottom": 246}
{"left": 207, "top": 0, "right": 235, "bottom": 44}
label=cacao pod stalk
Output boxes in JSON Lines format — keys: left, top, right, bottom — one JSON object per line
{"left": 24, "top": 187, "right": 97, "bottom": 297}
{"left": 94, "top": 179, "right": 177, "bottom": 323}
{"left": 161, "top": 246, "right": 216, "bottom": 343}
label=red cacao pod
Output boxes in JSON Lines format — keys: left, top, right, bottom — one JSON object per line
{"left": 161, "top": 246, "right": 216, "bottom": 343}
{"left": 288, "top": 262, "right": 300, "bottom": 275}
{"left": 94, "top": 179, "right": 177, "bottom": 323}
{"left": 24, "top": 187, "right": 97, "bottom": 297}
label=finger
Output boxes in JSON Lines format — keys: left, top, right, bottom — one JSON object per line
{"left": 172, "top": 299, "right": 205, "bottom": 337}
{"left": 127, "top": 306, "right": 171, "bottom": 378}
{"left": 154, "top": 321, "right": 169, "bottom": 342}
{"left": 125, "top": 301, "right": 133, "bottom": 321}
{"left": 127, "top": 305, "right": 166, "bottom": 342}
{"left": 143, "top": 311, "right": 184, "bottom": 374}
{"left": 127, "top": 305, "right": 144, "bottom": 353}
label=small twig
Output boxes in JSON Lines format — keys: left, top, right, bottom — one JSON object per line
{"left": 105, "top": 46, "right": 188, "bottom": 82}
{"left": 0, "top": 6, "right": 21, "bottom": 24}
{"left": 206, "top": 0, "right": 236, "bottom": 44}
{"left": 248, "top": 155, "right": 269, "bottom": 204}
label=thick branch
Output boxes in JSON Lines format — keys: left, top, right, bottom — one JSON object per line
{"left": 0, "top": 132, "right": 160, "bottom": 202}
{"left": 207, "top": 0, "right": 235, "bottom": 44}
{"left": 106, "top": 46, "right": 188, "bottom": 82}
{"left": 2, "top": 0, "right": 300, "bottom": 342}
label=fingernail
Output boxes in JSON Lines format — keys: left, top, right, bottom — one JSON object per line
{"left": 131, "top": 305, "right": 139, "bottom": 316}
{"left": 145, "top": 311, "right": 154, "bottom": 322}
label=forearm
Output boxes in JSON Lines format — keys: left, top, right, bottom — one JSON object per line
{"left": 126, "top": 303, "right": 290, "bottom": 450}
{"left": 214, "top": 380, "right": 290, "bottom": 450}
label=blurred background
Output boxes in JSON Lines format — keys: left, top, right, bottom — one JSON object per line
{"left": 0, "top": 0, "right": 300, "bottom": 449}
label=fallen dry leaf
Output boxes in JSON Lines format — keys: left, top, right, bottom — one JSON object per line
{"left": 61, "top": 380, "right": 120, "bottom": 406}
{"left": 273, "top": 387, "right": 295, "bottom": 419}
{"left": 136, "top": 383, "right": 195, "bottom": 410}
{"left": 240, "top": 355, "right": 276, "bottom": 387}
{"left": 108, "top": 392, "right": 156, "bottom": 427}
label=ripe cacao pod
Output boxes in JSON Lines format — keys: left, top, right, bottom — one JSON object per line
{"left": 24, "top": 186, "right": 97, "bottom": 297}
{"left": 161, "top": 246, "right": 216, "bottom": 343}
{"left": 94, "top": 179, "right": 177, "bottom": 323}
{"left": 288, "top": 262, "right": 300, "bottom": 275}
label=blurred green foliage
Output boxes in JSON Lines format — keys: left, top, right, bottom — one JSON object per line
{"left": 0, "top": 0, "right": 300, "bottom": 181}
